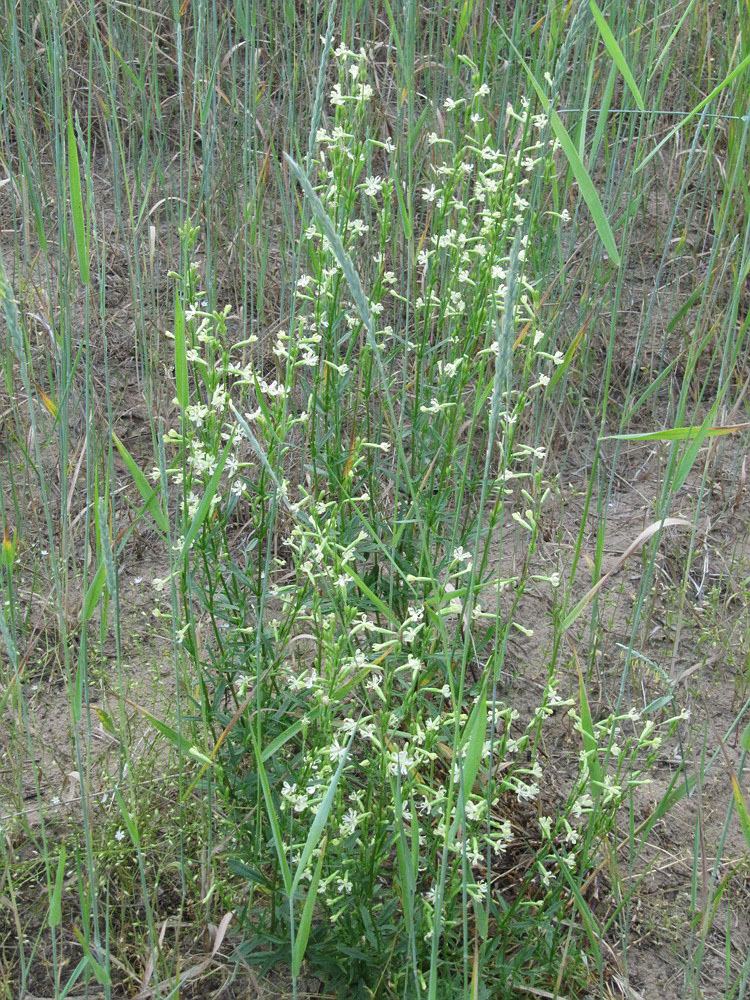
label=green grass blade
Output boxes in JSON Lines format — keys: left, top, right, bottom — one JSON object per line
{"left": 112, "top": 695, "right": 195, "bottom": 757}
{"left": 342, "top": 563, "right": 400, "bottom": 626}
{"left": 67, "top": 114, "right": 89, "bottom": 286}
{"left": 112, "top": 432, "right": 168, "bottom": 534}
{"left": 284, "top": 152, "right": 374, "bottom": 336}
{"left": 114, "top": 788, "right": 140, "bottom": 847}
{"left": 589, "top": 63, "right": 617, "bottom": 163}
{"left": 601, "top": 423, "right": 749, "bottom": 444}
{"left": 174, "top": 293, "right": 188, "bottom": 409}
{"left": 291, "top": 732, "right": 353, "bottom": 895}
{"left": 251, "top": 730, "right": 292, "bottom": 894}
{"left": 730, "top": 774, "right": 750, "bottom": 849}
{"left": 178, "top": 430, "right": 235, "bottom": 562}
{"left": 589, "top": 2, "right": 644, "bottom": 111}
{"left": 505, "top": 32, "right": 621, "bottom": 265}
{"left": 574, "top": 648, "right": 602, "bottom": 804}
{"left": 48, "top": 845, "right": 66, "bottom": 929}
{"left": 71, "top": 926, "right": 110, "bottom": 986}
{"left": 449, "top": 678, "right": 488, "bottom": 840}
{"left": 291, "top": 837, "right": 327, "bottom": 977}
{"left": 638, "top": 49, "right": 750, "bottom": 173}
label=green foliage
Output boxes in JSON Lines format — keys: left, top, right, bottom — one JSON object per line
{"left": 1, "top": 2, "right": 750, "bottom": 998}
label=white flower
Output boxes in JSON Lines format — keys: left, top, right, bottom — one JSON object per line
{"left": 340, "top": 809, "right": 360, "bottom": 837}
{"left": 421, "top": 184, "right": 438, "bottom": 203}
{"left": 363, "top": 175, "right": 383, "bottom": 197}
{"left": 336, "top": 873, "right": 353, "bottom": 894}
{"left": 388, "top": 748, "right": 415, "bottom": 776}
{"left": 470, "top": 880, "right": 487, "bottom": 901}
{"left": 464, "top": 799, "right": 483, "bottom": 821}
{"left": 453, "top": 545, "right": 472, "bottom": 565}
{"left": 114, "top": 828, "right": 126, "bottom": 842}
{"left": 516, "top": 781, "right": 539, "bottom": 802}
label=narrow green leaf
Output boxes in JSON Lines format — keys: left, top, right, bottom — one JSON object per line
{"left": 576, "top": 57, "right": 595, "bottom": 160}
{"left": 342, "top": 562, "right": 400, "bottom": 626}
{"left": 380, "top": 0, "right": 404, "bottom": 59}
{"left": 549, "top": 106, "right": 620, "bottom": 264}
{"left": 589, "top": 62, "right": 616, "bottom": 164}
{"left": 48, "top": 845, "right": 66, "bottom": 928}
{"left": 251, "top": 731, "right": 292, "bottom": 894}
{"left": 551, "top": 848, "right": 603, "bottom": 976}
{"left": 94, "top": 707, "right": 117, "bottom": 737}
{"left": 504, "top": 32, "right": 620, "bottom": 266}
{"left": 547, "top": 315, "right": 590, "bottom": 393}
{"left": 291, "top": 732, "right": 353, "bottom": 895}
{"left": 71, "top": 926, "right": 110, "bottom": 986}
{"left": 0, "top": 601, "right": 17, "bottom": 673}
{"left": 643, "top": 694, "right": 674, "bottom": 715}
{"left": 174, "top": 294, "right": 188, "bottom": 409}
{"left": 461, "top": 682, "right": 487, "bottom": 801}
{"left": 638, "top": 49, "right": 750, "bottom": 173}
{"left": 116, "top": 696, "right": 195, "bottom": 756}
{"left": 589, "top": 2, "right": 644, "bottom": 110}
{"left": 112, "top": 432, "right": 168, "bottom": 534}
{"left": 292, "top": 837, "right": 327, "bottom": 977}
{"left": 284, "top": 153, "right": 375, "bottom": 335}
{"left": 114, "top": 788, "right": 139, "bottom": 847}
{"left": 178, "top": 431, "right": 235, "bottom": 562}
{"left": 601, "top": 423, "right": 749, "bottom": 444}
{"left": 72, "top": 655, "right": 83, "bottom": 726}
{"left": 730, "top": 775, "right": 750, "bottom": 848}
{"left": 574, "top": 652, "right": 602, "bottom": 803}
{"left": 393, "top": 778, "right": 416, "bottom": 979}
{"left": 81, "top": 562, "right": 107, "bottom": 625}
{"left": 67, "top": 114, "right": 89, "bottom": 285}
{"left": 261, "top": 720, "right": 305, "bottom": 761}
{"left": 57, "top": 957, "right": 86, "bottom": 999}
{"left": 671, "top": 411, "right": 744, "bottom": 495}
{"left": 453, "top": 0, "right": 473, "bottom": 53}
{"left": 98, "top": 498, "right": 117, "bottom": 598}
{"left": 650, "top": 0, "right": 697, "bottom": 77}
{"left": 449, "top": 680, "right": 488, "bottom": 840}
{"left": 665, "top": 279, "right": 706, "bottom": 336}
{"left": 229, "top": 402, "right": 283, "bottom": 490}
